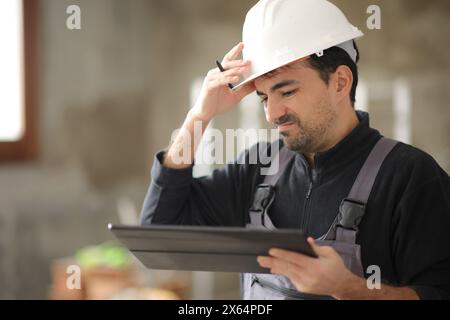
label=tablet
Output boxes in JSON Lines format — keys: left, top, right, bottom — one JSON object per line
{"left": 108, "top": 224, "right": 316, "bottom": 274}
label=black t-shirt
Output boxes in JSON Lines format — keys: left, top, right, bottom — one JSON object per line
{"left": 141, "top": 112, "right": 450, "bottom": 299}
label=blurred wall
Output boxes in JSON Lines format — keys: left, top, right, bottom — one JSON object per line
{"left": 335, "top": 0, "right": 450, "bottom": 169}
{"left": 0, "top": 0, "right": 448, "bottom": 299}
{"left": 0, "top": 0, "right": 156, "bottom": 299}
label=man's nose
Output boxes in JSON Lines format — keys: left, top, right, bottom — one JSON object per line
{"left": 264, "top": 97, "right": 286, "bottom": 125}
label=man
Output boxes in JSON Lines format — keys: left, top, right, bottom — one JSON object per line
{"left": 141, "top": 0, "right": 450, "bottom": 299}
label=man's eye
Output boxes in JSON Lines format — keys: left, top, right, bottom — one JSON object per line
{"left": 282, "top": 90, "right": 297, "bottom": 97}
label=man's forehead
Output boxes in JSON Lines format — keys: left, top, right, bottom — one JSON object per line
{"left": 256, "top": 59, "right": 309, "bottom": 85}
{"left": 255, "top": 62, "right": 308, "bottom": 94}
{"left": 264, "top": 65, "right": 294, "bottom": 79}
{"left": 264, "top": 56, "right": 310, "bottom": 77}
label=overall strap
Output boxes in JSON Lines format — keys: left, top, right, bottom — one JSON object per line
{"left": 248, "top": 146, "right": 295, "bottom": 227}
{"left": 337, "top": 137, "right": 398, "bottom": 232}
{"left": 348, "top": 137, "right": 399, "bottom": 204}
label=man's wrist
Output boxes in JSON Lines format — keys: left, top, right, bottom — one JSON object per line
{"left": 188, "top": 108, "right": 213, "bottom": 124}
{"left": 331, "top": 272, "right": 420, "bottom": 300}
{"left": 332, "top": 271, "right": 365, "bottom": 300}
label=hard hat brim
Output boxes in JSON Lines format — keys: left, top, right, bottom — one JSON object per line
{"left": 231, "top": 56, "right": 311, "bottom": 91}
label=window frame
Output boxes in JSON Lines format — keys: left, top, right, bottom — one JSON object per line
{"left": 0, "top": 0, "right": 39, "bottom": 162}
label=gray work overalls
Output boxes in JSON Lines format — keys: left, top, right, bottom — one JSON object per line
{"left": 241, "top": 137, "right": 398, "bottom": 300}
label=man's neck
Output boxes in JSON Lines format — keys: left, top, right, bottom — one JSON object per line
{"left": 304, "top": 110, "right": 360, "bottom": 168}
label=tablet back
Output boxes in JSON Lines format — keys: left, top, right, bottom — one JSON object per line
{"left": 109, "top": 224, "right": 315, "bottom": 273}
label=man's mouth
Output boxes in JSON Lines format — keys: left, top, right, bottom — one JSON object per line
{"left": 277, "top": 122, "right": 295, "bottom": 131}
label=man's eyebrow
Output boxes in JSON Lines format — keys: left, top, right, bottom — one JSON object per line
{"left": 256, "top": 80, "right": 299, "bottom": 96}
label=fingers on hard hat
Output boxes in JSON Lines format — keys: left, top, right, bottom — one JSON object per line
{"left": 210, "top": 75, "right": 240, "bottom": 88}
{"left": 221, "top": 59, "right": 250, "bottom": 70}
{"left": 206, "top": 68, "right": 221, "bottom": 77}
{"left": 223, "top": 42, "right": 244, "bottom": 63}
{"left": 220, "top": 66, "right": 249, "bottom": 78}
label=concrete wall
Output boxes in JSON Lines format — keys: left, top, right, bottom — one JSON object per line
{"left": 335, "top": 0, "right": 450, "bottom": 168}
{"left": 0, "top": 0, "right": 448, "bottom": 299}
{"left": 0, "top": 0, "right": 155, "bottom": 299}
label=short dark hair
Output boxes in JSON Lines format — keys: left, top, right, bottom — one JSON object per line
{"left": 307, "top": 41, "right": 360, "bottom": 106}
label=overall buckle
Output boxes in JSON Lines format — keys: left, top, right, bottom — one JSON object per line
{"left": 337, "top": 199, "right": 366, "bottom": 231}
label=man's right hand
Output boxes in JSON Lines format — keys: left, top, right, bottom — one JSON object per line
{"left": 163, "top": 43, "right": 255, "bottom": 169}
{"left": 190, "top": 42, "right": 256, "bottom": 122}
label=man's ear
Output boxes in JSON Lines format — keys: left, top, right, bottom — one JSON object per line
{"left": 334, "top": 65, "right": 353, "bottom": 103}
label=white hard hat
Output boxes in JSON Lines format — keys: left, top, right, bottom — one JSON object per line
{"left": 233, "top": 0, "right": 364, "bottom": 90}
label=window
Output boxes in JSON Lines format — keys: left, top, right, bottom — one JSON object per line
{"left": 0, "top": 0, "right": 38, "bottom": 161}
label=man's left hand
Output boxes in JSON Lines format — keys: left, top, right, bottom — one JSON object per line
{"left": 257, "top": 237, "right": 357, "bottom": 297}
